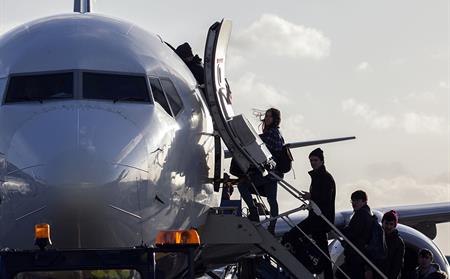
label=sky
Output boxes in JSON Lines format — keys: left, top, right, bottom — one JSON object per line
{"left": 0, "top": 0, "right": 449, "bottom": 254}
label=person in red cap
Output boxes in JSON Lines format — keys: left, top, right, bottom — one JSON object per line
{"left": 380, "top": 210, "right": 405, "bottom": 279}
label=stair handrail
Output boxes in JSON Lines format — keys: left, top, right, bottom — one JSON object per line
{"left": 268, "top": 171, "right": 388, "bottom": 279}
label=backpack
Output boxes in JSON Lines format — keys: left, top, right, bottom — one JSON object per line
{"left": 366, "top": 215, "right": 388, "bottom": 263}
{"left": 229, "top": 157, "right": 246, "bottom": 178}
{"left": 275, "top": 144, "right": 293, "bottom": 173}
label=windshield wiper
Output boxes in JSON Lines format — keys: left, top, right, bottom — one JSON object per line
{"left": 49, "top": 92, "right": 73, "bottom": 99}
{"left": 113, "top": 96, "right": 145, "bottom": 103}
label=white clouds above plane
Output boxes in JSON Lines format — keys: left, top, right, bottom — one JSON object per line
{"left": 342, "top": 98, "right": 447, "bottom": 134}
{"left": 355, "top": 61, "right": 371, "bottom": 72}
{"left": 341, "top": 98, "right": 395, "bottom": 129}
{"left": 233, "top": 72, "right": 289, "bottom": 108}
{"left": 233, "top": 14, "right": 331, "bottom": 59}
{"left": 403, "top": 113, "right": 446, "bottom": 135}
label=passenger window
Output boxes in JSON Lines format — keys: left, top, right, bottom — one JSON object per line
{"left": 4, "top": 73, "right": 73, "bottom": 104}
{"left": 83, "top": 73, "right": 151, "bottom": 103}
{"left": 149, "top": 77, "right": 172, "bottom": 116}
{"left": 160, "top": 79, "right": 183, "bottom": 117}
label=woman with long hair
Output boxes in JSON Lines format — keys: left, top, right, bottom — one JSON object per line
{"left": 237, "top": 108, "right": 284, "bottom": 234}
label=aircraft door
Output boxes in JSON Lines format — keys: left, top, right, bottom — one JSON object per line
{"left": 204, "top": 20, "right": 274, "bottom": 175}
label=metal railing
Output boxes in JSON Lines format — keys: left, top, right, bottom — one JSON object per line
{"left": 241, "top": 170, "right": 388, "bottom": 279}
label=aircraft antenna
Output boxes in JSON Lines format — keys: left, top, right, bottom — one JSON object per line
{"left": 73, "top": 0, "right": 91, "bottom": 13}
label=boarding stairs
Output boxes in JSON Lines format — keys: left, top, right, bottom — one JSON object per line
{"left": 201, "top": 176, "right": 389, "bottom": 279}
{"left": 202, "top": 19, "right": 387, "bottom": 279}
{"left": 199, "top": 208, "right": 313, "bottom": 279}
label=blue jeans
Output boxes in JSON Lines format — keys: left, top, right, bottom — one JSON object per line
{"left": 238, "top": 172, "right": 280, "bottom": 228}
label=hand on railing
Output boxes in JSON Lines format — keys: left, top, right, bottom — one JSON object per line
{"left": 299, "top": 191, "right": 311, "bottom": 200}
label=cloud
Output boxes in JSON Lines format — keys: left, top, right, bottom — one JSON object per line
{"left": 337, "top": 175, "right": 450, "bottom": 210}
{"left": 227, "top": 49, "right": 247, "bottom": 72}
{"left": 233, "top": 14, "right": 331, "bottom": 59}
{"left": 403, "top": 113, "right": 446, "bottom": 134}
{"left": 356, "top": 61, "right": 371, "bottom": 72}
{"left": 365, "top": 162, "right": 410, "bottom": 179}
{"left": 439, "top": 81, "right": 449, "bottom": 89}
{"left": 342, "top": 99, "right": 448, "bottom": 134}
{"left": 281, "top": 114, "right": 315, "bottom": 141}
{"left": 233, "top": 72, "right": 289, "bottom": 109}
{"left": 406, "top": 91, "right": 438, "bottom": 103}
{"left": 341, "top": 99, "right": 396, "bottom": 129}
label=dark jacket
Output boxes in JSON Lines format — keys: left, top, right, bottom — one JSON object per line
{"left": 230, "top": 127, "right": 283, "bottom": 178}
{"left": 415, "top": 263, "right": 441, "bottom": 279}
{"left": 259, "top": 127, "right": 284, "bottom": 154}
{"left": 304, "top": 165, "right": 336, "bottom": 232}
{"left": 186, "top": 55, "right": 204, "bottom": 85}
{"left": 343, "top": 204, "right": 373, "bottom": 259}
{"left": 382, "top": 229, "right": 405, "bottom": 279}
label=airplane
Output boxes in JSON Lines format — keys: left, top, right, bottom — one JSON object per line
{"left": 0, "top": 1, "right": 448, "bottom": 278}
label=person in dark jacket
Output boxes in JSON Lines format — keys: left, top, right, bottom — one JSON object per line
{"left": 300, "top": 148, "right": 336, "bottom": 232}
{"left": 284, "top": 148, "right": 335, "bottom": 278}
{"left": 175, "top": 42, "right": 205, "bottom": 85}
{"left": 427, "top": 271, "right": 448, "bottom": 279}
{"left": 237, "top": 108, "right": 284, "bottom": 234}
{"left": 338, "top": 190, "right": 374, "bottom": 279}
{"left": 415, "top": 249, "right": 442, "bottom": 279}
{"left": 380, "top": 210, "right": 405, "bottom": 279}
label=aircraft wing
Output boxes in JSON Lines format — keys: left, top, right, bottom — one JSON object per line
{"left": 224, "top": 136, "right": 356, "bottom": 158}
{"left": 286, "top": 136, "right": 356, "bottom": 149}
{"left": 378, "top": 202, "right": 450, "bottom": 231}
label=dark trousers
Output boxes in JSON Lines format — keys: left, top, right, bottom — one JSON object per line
{"left": 298, "top": 219, "right": 334, "bottom": 279}
{"left": 238, "top": 172, "right": 279, "bottom": 228}
{"left": 337, "top": 256, "right": 365, "bottom": 279}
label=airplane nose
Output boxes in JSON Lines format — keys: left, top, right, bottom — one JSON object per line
{"left": 3, "top": 107, "right": 151, "bottom": 248}
{"left": 7, "top": 107, "right": 149, "bottom": 187}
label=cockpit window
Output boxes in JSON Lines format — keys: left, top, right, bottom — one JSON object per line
{"left": 83, "top": 73, "right": 151, "bottom": 103}
{"left": 0, "top": 78, "right": 7, "bottom": 101}
{"left": 149, "top": 77, "right": 173, "bottom": 116}
{"left": 160, "top": 78, "right": 183, "bottom": 117}
{"left": 4, "top": 73, "right": 73, "bottom": 104}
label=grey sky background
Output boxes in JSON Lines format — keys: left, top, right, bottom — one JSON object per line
{"left": 1, "top": 0, "right": 449, "bottom": 254}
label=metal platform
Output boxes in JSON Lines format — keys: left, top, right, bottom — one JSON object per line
{"left": 197, "top": 209, "right": 314, "bottom": 279}
{"left": 0, "top": 245, "right": 197, "bottom": 279}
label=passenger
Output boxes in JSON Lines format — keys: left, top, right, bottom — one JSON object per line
{"left": 237, "top": 108, "right": 283, "bottom": 234}
{"left": 415, "top": 249, "right": 442, "bottom": 279}
{"left": 380, "top": 210, "right": 405, "bottom": 279}
{"left": 221, "top": 181, "right": 234, "bottom": 201}
{"left": 287, "top": 148, "right": 335, "bottom": 279}
{"left": 427, "top": 271, "right": 448, "bottom": 279}
{"left": 175, "top": 42, "right": 205, "bottom": 85}
{"left": 338, "top": 190, "right": 373, "bottom": 279}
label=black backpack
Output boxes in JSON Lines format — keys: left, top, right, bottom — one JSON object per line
{"left": 275, "top": 144, "right": 293, "bottom": 173}
{"left": 366, "top": 215, "right": 388, "bottom": 263}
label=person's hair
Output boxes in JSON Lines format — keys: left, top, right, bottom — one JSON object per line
{"left": 418, "top": 248, "right": 433, "bottom": 260}
{"left": 175, "top": 42, "right": 193, "bottom": 59}
{"left": 351, "top": 190, "right": 368, "bottom": 202}
{"left": 382, "top": 210, "right": 399, "bottom": 225}
{"left": 262, "top": 108, "right": 281, "bottom": 131}
{"left": 309, "top": 148, "right": 324, "bottom": 162}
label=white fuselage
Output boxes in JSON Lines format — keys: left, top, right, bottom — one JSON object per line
{"left": 0, "top": 13, "right": 220, "bottom": 249}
